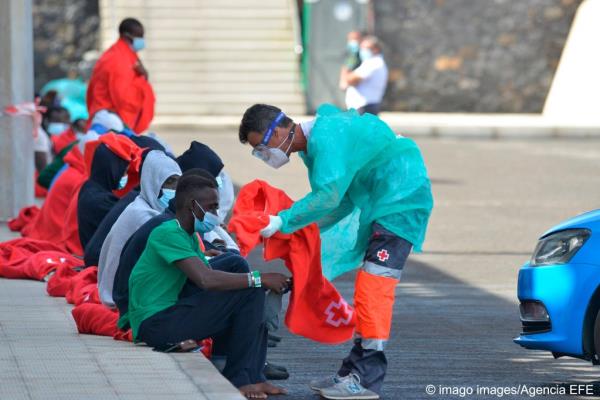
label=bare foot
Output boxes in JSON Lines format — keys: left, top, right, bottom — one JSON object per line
{"left": 239, "top": 384, "right": 267, "bottom": 399}
{"left": 258, "top": 382, "right": 288, "bottom": 395}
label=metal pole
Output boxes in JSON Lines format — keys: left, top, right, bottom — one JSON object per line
{"left": 0, "top": 0, "right": 35, "bottom": 220}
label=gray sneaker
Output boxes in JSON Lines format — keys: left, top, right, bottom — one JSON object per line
{"left": 309, "top": 374, "right": 342, "bottom": 391}
{"left": 319, "top": 373, "right": 379, "bottom": 400}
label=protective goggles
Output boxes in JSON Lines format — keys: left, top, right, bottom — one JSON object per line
{"left": 252, "top": 112, "right": 288, "bottom": 162}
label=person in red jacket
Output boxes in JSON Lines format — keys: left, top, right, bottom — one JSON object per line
{"left": 86, "top": 18, "right": 155, "bottom": 134}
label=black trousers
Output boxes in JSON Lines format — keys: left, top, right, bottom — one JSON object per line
{"left": 357, "top": 103, "right": 381, "bottom": 115}
{"left": 338, "top": 338, "right": 387, "bottom": 393}
{"left": 137, "top": 254, "right": 267, "bottom": 388}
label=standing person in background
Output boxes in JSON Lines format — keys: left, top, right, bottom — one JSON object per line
{"left": 86, "top": 18, "right": 155, "bottom": 134}
{"left": 339, "top": 31, "right": 362, "bottom": 81}
{"left": 341, "top": 35, "right": 388, "bottom": 116}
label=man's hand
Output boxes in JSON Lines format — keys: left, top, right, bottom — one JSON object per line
{"left": 134, "top": 61, "right": 148, "bottom": 80}
{"left": 262, "top": 273, "right": 291, "bottom": 294}
{"left": 211, "top": 238, "right": 226, "bottom": 248}
{"left": 339, "top": 67, "right": 350, "bottom": 90}
{"left": 204, "top": 249, "right": 222, "bottom": 257}
{"left": 260, "top": 215, "right": 283, "bottom": 238}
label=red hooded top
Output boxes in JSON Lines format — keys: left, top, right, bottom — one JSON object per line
{"left": 86, "top": 38, "right": 155, "bottom": 134}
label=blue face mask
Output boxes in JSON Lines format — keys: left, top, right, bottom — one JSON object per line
{"left": 131, "top": 37, "right": 145, "bottom": 52}
{"left": 347, "top": 41, "right": 359, "bottom": 53}
{"left": 359, "top": 48, "right": 373, "bottom": 61}
{"left": 158, "top": 188, "right": 175, "bottom": 210}
{"left": 121, "top": 128, "right": 135, "bottom": 137}
{"left": 118, "top": 175, "right": 128, "bottom": 190}
{"left": 90, "top": 123, "right": 110, "bottom": 134}
{"left": 192, "top": 200, "right": 219, "bottom": 234}
{"left": 47, "top": 122, "right": 69, "bottom": 135}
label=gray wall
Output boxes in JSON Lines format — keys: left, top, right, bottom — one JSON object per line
{"left": 32, "top": 0, "right": 99, "bottom": 91}
{"left": 374, "top": 0, "right": 581, "bottom": 113}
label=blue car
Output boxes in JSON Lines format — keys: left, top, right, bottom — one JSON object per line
{"left": 514, "top": 209, "right": 600, "bottom": 364}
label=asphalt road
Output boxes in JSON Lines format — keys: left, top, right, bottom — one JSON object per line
{"left": 168, "top": 133, "right": 600, "bottom": 399}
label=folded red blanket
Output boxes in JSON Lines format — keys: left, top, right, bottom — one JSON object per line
{"left": 228, "top": 180, "right": 356, "bottom": 344}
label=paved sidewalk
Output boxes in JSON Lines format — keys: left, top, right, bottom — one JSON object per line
{"left": 0, "top": 224, "right": 243, "bottom": 400}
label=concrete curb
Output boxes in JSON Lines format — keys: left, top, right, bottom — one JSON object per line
{"left": 152, "top": 113, "right": 600, "bottom": 139}
{"left": 172, "top": 353, "right": 245, "bottom": 400}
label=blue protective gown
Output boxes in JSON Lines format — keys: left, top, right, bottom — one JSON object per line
{"left": 278, "top": 104, "right": 433, "bottom": 280}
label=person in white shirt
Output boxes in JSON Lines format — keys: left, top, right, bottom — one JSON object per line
{"left": 341, "top": 36, "right": 388, "bottom": 115}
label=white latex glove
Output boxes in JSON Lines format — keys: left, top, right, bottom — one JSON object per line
{"left": 260, "top": 215, "right": 283, "bottom": 238}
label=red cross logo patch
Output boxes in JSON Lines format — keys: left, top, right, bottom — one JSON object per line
{"left": 325, "top": 300, "right": 353, "bottom": 327}
{"left": 377, "top": 249, "right": 390, "bottom": 262}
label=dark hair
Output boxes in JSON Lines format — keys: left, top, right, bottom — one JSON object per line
{"left": 46, "top": 106, "right": 69, "bottom": 118}
{"left": 181, "top": 168, "right": 218, "bottom": 187}
{"left": 362, "top": 35, "right": 383, "bottom": 52}
{"left": 118, "top": 18, "right": 143, "bottom": 35}
{"left": 238, "top": 104, "right": 292, "bottom": 144}
{"left": 175, "top": 174, "right": 217, "bottom": 210}
{"left": 44, "top": 106, "right": 70, "bottom": 127}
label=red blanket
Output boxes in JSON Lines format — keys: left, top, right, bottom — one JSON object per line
{"left": 60, "top": 188, "right": 85, "bottom": 256}
{"left": 65, "top": 267, "right": 99, "bottom": 305}
{"left": 0, "top": 238, "right": 70, "bottom": 278}
{"left": 24, "top": 149, "right": 85, "bottom": 243}
{"left": 72, "top": 303, "right": 128, "bottom": 338}
{"left": 51, "top": 127, "right": 77, "bottom": 154}
{"left": 50, "top": 267, "right": 133, "bottom": 341}
{"left": 228, "top": 180, "right": 355, "bottom": 344}
{"left": 87, "top": 38, "right": 155, "bottom": 134}
{"left": 34, "top": 171, "right": 47, "bottom": 198}
{"left": 8, "top": 206, "right": 40, "bottom": 233}
{"left": 47, "top": 263, "right": 80, "bottom": 297}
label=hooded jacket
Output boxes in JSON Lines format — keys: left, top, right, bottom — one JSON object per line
{"left": 77, "top": 144, "right": 130, "bottom": 249}
{"left": 97, "top": 150, "right": 181, "bottom": 307}
{"left": 83, "top": 146, "right": 166, "bottom": 267}
{"left": 175, "top": 141, "right": 223, "bottom": 177}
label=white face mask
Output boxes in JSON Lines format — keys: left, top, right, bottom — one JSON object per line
{"left": 265, "top": 141, "right": 293, "bottom": 169}
{"left": 253, "top": 125, "right": 296, "bottom": 169}
{"left": 47, "top": 122, "right": 69, "bottom": 135}
{"left": 360, "top": 48, "right": 373, "bottom": 60}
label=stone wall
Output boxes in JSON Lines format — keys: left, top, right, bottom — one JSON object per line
{"left": 32, "top": 0, "right": 99, "bottom": 92}
{"left": 374, "top": 0, "right": 582, "bottom": 113}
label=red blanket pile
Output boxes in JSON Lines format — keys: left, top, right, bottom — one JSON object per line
{"left": 0, "top": 236, "right": 212, "bottom": 356}
{"left": 0, "top": 237, "right": 132, "bottom": 341}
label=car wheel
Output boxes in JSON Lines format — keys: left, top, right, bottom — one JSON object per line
{"left": 593, "top": 309, "right": 600, "bottom": 363}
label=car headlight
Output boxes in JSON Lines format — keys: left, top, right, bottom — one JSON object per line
{"left": 530, "top": 228, "right": 590, "bottom": 266}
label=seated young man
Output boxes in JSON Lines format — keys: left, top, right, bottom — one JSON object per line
{"left": 114, "top": 169, "right": 231, "bottom": 316}
{"left": 113, "top": 169, "right": 289, "bottom": 381}
{"left": 122, "top": 174, "right": 289, "bottom": 399}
